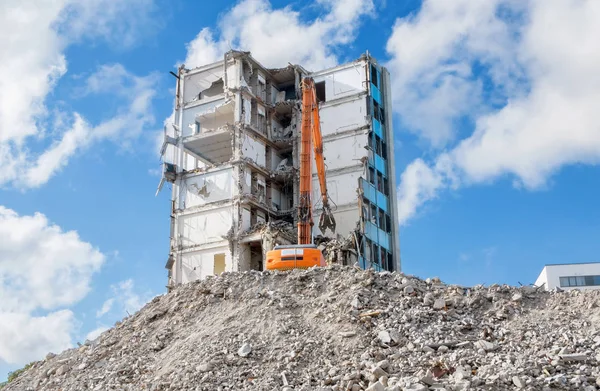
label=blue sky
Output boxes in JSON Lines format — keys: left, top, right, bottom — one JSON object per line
{"left": 2, "top": 0, "right": 600, "bottom": 380}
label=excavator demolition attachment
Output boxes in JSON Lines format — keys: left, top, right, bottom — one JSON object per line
{"left": 266, "top": 77, "right": 336, "bottom": 271}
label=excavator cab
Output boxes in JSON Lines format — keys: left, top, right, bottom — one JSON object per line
{"left": 266, "top": 244, "right": 326, "bottom": 271}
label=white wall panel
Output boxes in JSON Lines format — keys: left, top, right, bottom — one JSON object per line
{"left": 241, "top": 208, "right": 251, "bottom": 231}
{"left": 317, "top": 134, "right": 367, "bottom": 171}
{"left": 313, "top": 63, "right": 367, "bottom": 102}
{"left": 181, "top": 246, "right": 231, "bottom": 283}
{"left": 313, "top": 208, "right": 360, "bottom": 238}
{"left": 226, "top": 63, "right": 239, "bottom": 89}
{"left": 319, "top": 98, "right": 368, "bottom": 136}
{"left": 179, "top": 207, "right": 232, "bottom": 247}
{"left": 183, "top": 67, "right": 224, "bottom": 103}
{"left": 313, "top": 170, "right": 362, "bottom": 207}
{"left": 242, "top": 135, "right": 266, "bottom": 166}
{"left": 184, "top": 168, "right": 233, "bottom": 208}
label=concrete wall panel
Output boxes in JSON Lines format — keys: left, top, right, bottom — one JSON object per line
{"left": 183, "top": 67, "right": 224, "bottom": 104}
{"left": 313, "top": 207, "right": 360, "bottom": 238}
{"left": 179, "top": 207, "right": 232, "bottom": 247}
{"left": 242, "top": 135, "right": 266, "bottom": 167}
{"left": 319, "top": 133, "right": 367, "bottom": 171}
{"left": 313, "top": 63, "right": 367, "bottom": 102}
{"left": 313, "top": 170, "right": 363, "bottom": 207}
{"left": 184, "top": 168, "right": 234, "bottom": 208}
{"left": 180, "top": 246, "right": 231, "bottom": 283}
{"left": 319, "top": 97, "right": 368, "bottom": 136}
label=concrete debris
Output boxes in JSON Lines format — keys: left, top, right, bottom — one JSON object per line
{"left": 240, "top": 220, "right": 296, "bottom": 244}
{"left": 238, "top": 343, "right": 252, "bottom": 358}
{"left": 4, "top": 265, "right": 600, "bottom": 391}
{"left": 315, "top": 234, "right": 357, "bottom": 266}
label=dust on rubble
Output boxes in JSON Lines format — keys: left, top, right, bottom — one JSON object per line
{"left": 4, "top": 266, "right": 600, "bottom": 391}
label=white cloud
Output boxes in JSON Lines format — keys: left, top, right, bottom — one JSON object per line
{"left": 61, "top": 0, "right": 160, "bottom": 48}
{"left": 95, "top": 279, "right": 155, "bottom": 321}
{"left": 0, "top": 1, "right": 159, "bottom": 189}
{"left": 115, "top": 279, "right": 152, "bottom": 315}
{"left": 183, "top": 0, "right": 374, "bottom": 70}
{"left": 396, "top": 159, "right": 443, "bottom": 225}
{"left": 392, "top": 0, "right": 600, "bottom": 225}
{"left": 0, "top": 311, "right": 75, "bottom": 365}
{"left": 385, "top": 0, "right": 523, "bottom": 147}
{"left": 85, "top": 325, "right": 109, "bottom": 342}
{"left": 0, "top": 207, "right": 105, "bottom": 364}
{"left": 96, "top": 299, "right": 114, "bottom": 318}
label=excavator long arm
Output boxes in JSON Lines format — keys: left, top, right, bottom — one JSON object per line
{"left": 265, "top": 77, "right": 335, "bottom": 270}
{"left": 309, "top": 81, "right": 336, "bottom": 235}
{"left": 297, "top": 77, "right": 336, "bottom": 245}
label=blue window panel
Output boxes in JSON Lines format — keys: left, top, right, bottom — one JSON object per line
{"left": 364, "top": 222, "right": 390, "bottom": 251}
{"left": 371, "top": 83, "right": 381, "bottom": 104}
{"left": 373, "top": 118, "right": 383, "bottom": 139}
{"left": 375, "top": 154, "right": 387, "bottom": 177}
{"left": 358, "top": 256, "right": 367, "bottom": 270}
{"left": 361, "top": 178, "right": 388, "bottom": 212}
{"left": 377, "top": 228, "right": 390, "bottom": 251}
{"left": 365, "top": 221, "right": 379, "bottom": 240}
{"left": 376, "top": 191, "right": 388, "bottom": 213}
{"left": 361, "top": 178, "right": 377, "bottom": 204}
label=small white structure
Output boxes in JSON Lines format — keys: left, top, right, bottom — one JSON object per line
{"left": 534, "top": 262, "right": 600, "bottom": 291}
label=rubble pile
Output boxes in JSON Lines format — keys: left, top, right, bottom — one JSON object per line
{"left": 315, "top": 235, "right": 357, "bottom": 266}
{"left": 5, "top": 266, "right": 600, "bottom": 391}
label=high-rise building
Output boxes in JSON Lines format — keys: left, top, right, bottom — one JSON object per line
{"left": 157, "top": 50, "right": 400, "bottom": 288}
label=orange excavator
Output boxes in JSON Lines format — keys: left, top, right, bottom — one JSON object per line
{"left": 265, "top": 77, "right": 336, "bottom": 270}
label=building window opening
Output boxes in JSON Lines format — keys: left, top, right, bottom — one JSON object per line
{"left": 378, "top": 208, "right": 385, "bottom": 230}
{"left": 214, "top": 253, "right": 226, "bottom": 275}
{"left": 315, "top": 81, "right": 326, "bottom": 103}
{"left": 368, "top": 167, "right": 375, "bottom": 186}
{"left": 361, "top": 200, "right": 369, "bottom": 222}
{"left": 373, "top": 100, "right": 380, "bottom": 122}
{"left": 365, "top": 238, "right": 372, "bottom": 262}
{"left": 560, "top": 275, "right": 600, "bottom": 287}
{"left": 372, "top": 243, "right": 379, "bottom": 265}
{"left": 258, "top": 80, "right": 266, "bottom": 101}
{"left": 377, "top": 172, "right": 384, "bottom": 192}
{"left": 383, "top": 178, "right": 389, "bottom": 196}
{"left": 371, "top": 64, "right": 378, "bottom": 88}
{"left": 370, "top": 204, "right": 378, "bottom": 224}
{"left": 385, "top": 215, "right": 392, "bottom": 233}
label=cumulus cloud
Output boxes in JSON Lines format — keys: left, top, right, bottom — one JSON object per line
{"left": 85, "top": 325, "right": 110, "bottom": 342}
{"left": 0, "top": 0, "right": 159, "bottom": 189}
{"left": 95, "top": 279, "right": 155, "bottom": 320}
{"left": 96, "top": 299, "right": 114, "bottom": 318}
{"left": 183, "top": 0, "right": 374, "bottom": 70}
{"left": 391, "top": 0, "right": 600, "bottom": 225}
{"left": 0, "top": 207, "right": 105, "bottom": 364}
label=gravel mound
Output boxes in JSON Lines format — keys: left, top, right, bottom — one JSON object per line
{"left": 4, "top": 265, "right": 600, "bottom": 391}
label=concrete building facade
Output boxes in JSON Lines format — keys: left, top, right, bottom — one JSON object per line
{"left": 157, "top": 51, "right": 400, "bottom": 288}
{"left": 534, "top": 262, "right": 600, "bottom": 291}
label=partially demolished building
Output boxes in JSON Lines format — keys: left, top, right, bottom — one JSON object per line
{"left": 158, "top": 51, "right": 400, "bottom": 287}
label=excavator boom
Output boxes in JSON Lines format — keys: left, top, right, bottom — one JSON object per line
{"left": 266, "top": 77, "right": 336, "bottom": 271}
